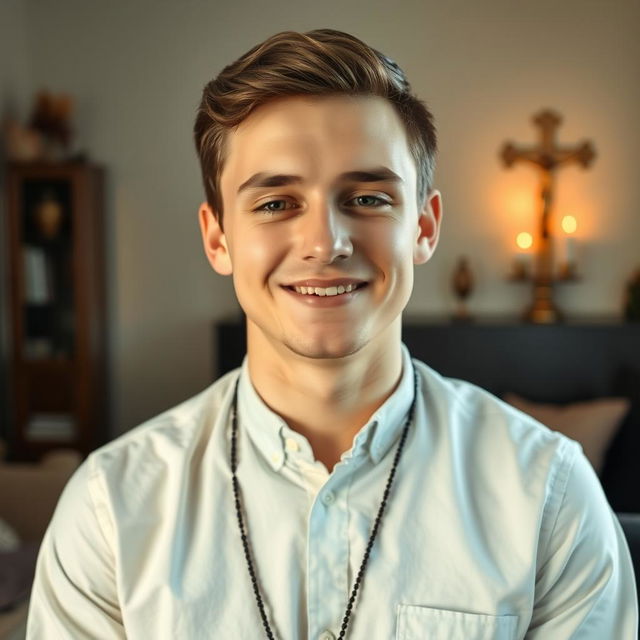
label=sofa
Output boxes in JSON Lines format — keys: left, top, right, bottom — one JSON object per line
{"left": 0, "top": 444, "right": 82, "bottom": 639}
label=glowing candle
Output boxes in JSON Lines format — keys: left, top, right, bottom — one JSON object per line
{"left": 514, "top": 232, "right": 533, "bottom": 278}
{"left": 561, "top": 215, "right": 577, "bottom": 274}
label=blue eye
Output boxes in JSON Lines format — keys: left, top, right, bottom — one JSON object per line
{"left": 349, "top": 195, "right": 390, "bottom": 207}
{"left": 252, "top": 195, "right": 390, "bottom": 214}
{"left": 253, "top": 200, "right": 295, "bottom": 214}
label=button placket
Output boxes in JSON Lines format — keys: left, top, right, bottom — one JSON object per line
{"left": 308, "top": 476, "right": 348, "bottom": 639}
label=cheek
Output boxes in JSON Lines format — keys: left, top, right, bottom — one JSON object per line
{"left": 232, "top": 227, "right": 288, "bottom": 286}
{"left": 369, "top": 224, "right": 416, "bottom": 305}
{"left": 365, "top": 223, "right": 416, "bottom": 271}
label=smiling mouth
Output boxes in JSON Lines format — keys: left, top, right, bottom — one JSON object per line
{"left": 285, "top": 282, "right": 368, "bottom": 297}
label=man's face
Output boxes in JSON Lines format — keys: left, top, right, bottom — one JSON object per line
{"left": 200, "top": 94, "right": 442, "bottom": 360}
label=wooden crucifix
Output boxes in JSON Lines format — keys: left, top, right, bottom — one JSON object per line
{"left": 500, "top": 109, "right": 596, "bottom": 322}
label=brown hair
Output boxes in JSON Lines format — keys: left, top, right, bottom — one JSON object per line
{"left": 193, "top": 28, "right": 437, "bottom": 227}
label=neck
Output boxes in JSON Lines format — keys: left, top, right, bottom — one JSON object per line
{"left": 246, "top": 321, "right": 404, "bottom": 468}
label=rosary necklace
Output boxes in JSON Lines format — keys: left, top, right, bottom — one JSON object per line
{"left": 230, "top": 368, "right": 419, "bottom": 639}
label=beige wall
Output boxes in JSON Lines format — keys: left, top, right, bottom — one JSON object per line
{"left": 3, "top": 0, "right": 639, "bottom": 436}
{"left": 0, "top": 0, "right": 33, "bottom": 439}
{"left": 0, "top": 1, "right": 32, "bottom": 116}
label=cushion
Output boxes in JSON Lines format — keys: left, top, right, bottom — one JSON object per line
{"left": 0, "top": 542, "right": 39, "bottom": 612}
{"left": 504, "top": 393, "right": 630, "bottom": 474}
{"left": 0, "top": 519, "right": 20, "bottom": 553}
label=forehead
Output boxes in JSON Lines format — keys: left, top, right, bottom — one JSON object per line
{"left": 220, "top": 94, "right": 416, "bottom": 198}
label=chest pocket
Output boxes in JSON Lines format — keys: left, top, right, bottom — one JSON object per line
{"left": 396, "top": 604, "right": 519, "bottom": 640}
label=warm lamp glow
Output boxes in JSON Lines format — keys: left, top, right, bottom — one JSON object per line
{"left": 516, "top": 232, "right": 533, "bottom": 250}
{"left": 561, "top": 215, "right": 577, "bottom": 235}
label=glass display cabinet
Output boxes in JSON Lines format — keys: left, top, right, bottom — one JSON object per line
{"left": 4, "top": 162, "right": 107, "bottom": 461}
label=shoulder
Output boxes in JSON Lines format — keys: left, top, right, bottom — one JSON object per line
{"left": 410, "top": 356, "right": 602, "bottom": 565}
{"left": 84, "top": 368, "right": 240, "bottom": 493}
{"left": 411, "top": 356, "right": 582, "bottom": 483}
{"left": 35, "top": 369, "right": 241, "bottom": 587}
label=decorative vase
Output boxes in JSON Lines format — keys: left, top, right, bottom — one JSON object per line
{"left": 452, "top": 256, "right": 474, "bottom": 321}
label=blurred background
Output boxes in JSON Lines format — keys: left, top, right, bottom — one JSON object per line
{"left": 2, "top": 3, "right": 640, "bottom": 635}
{"left": 1, "top": 0, "right": 639, "bottom": 445}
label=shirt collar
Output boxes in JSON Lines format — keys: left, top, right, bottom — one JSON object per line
{"left": 236, "top": 344, "right": 416, "bottom": 471}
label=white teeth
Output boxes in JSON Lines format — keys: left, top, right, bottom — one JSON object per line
{"left": 292, "top": 283, "right": 360, "bottom": 296}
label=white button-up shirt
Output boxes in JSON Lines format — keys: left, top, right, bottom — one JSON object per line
{"left": 27, "top": 345, "right": 638, "bottom": 638}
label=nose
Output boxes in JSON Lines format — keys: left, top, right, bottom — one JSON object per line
{"left": 300, "top": 203, "right": 353, "bottom": 264}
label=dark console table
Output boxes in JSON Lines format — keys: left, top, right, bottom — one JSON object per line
{"left": 215, "top": 316, "right": 640, "bottom": 403}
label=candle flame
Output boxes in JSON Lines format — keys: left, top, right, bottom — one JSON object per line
{"left": 561, "top": 215, "right": 577, "bottom": 234}
{"left": 516, "top": 232, "right": 533, "bottom": 250}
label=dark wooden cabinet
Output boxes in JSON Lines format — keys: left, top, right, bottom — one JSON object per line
{"left": 3, "top": 162, "right": 108, "bottom": 461}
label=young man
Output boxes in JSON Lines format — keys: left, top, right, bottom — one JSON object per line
{"left": 28, "top": 29, "right": 637, "bottom": 638}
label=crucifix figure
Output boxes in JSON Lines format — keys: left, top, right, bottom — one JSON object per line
{"left": 500, "top": 109, "right": 596, "bottom": 322}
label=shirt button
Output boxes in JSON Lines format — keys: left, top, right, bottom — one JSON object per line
{"left": 318, "top": 632, "right": 335, "bottom": 640}
{"left": 270, "top": 452, "right": 280, "bottom": 464}
{"left": 322, "top": 491, "right": 335, "bottom": 506}
{"left": 285, "top": 438, "right": 299, "bottom": 452}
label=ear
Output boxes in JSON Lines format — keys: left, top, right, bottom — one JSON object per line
{"left": 413, "top": 189, "right": 443, "bottom": 265}
{"left": 198, "top": 201, "right": 233, "bottom": 275}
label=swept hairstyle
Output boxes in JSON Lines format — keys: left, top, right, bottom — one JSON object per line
{"left": 193, "top": 28, "right": 437, "bottom": 228}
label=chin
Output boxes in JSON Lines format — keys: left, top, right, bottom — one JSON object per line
{"left": 282, "top": 334, "right": 365, "bottom": 361}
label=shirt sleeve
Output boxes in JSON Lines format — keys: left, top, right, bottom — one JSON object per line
{"left": 26, "top": 455, "right": 125, "bottom": 639}
{"left": 526, "top": 441, "right": 638, "bottom": 639}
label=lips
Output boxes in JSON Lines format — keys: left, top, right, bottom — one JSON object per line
{"left": 282, "top": 280, "right": 367, "bottom": 306}
{"left": 282, "top": 280, "right": 368, "bottom": 298}
{"left": 283, "top": 278, "right": 367, "bottom": 289}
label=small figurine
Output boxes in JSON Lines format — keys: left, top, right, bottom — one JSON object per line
{"left": 452, "top": 256, "right": 474, "bottom": 321}
{"left": 29, "top": 91, "right": 74, "bottom": 159}
{"left": 2, "top": 118, "right": 44, "bottom": 161}
{"left": 1, "top": 90, "right": 77, "bottom": 163}
{"left": 34, "top": 190, "right": 64, "bottom": 240}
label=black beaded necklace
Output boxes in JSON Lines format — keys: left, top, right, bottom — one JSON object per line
{"left": 230, "top": 368, "right": 419, "bottom": 640}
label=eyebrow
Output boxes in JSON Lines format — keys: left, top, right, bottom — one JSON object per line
{"left": 236, "top": 166, "right": 403, "bottom": 195}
